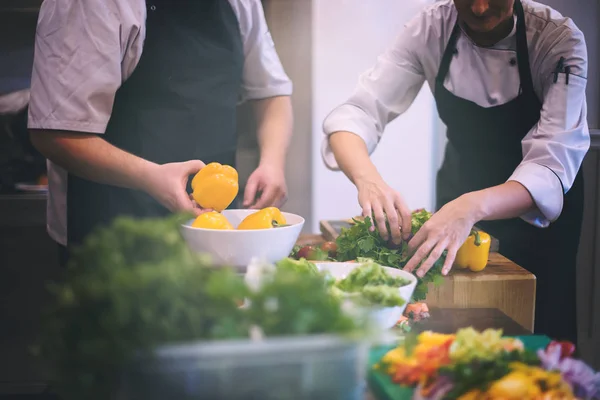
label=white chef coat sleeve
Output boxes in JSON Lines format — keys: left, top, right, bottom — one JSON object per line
{"left": 508, "top": 25, "right": 589, "bottom": 228}
{"left": 27, "top": 0, "right": 124, "bottom": 134}
{"left": 321, "top": 11, "right": 429, "bottom": 170}
{"left": 235, "top": 0, "right": 292, "bottom": 101}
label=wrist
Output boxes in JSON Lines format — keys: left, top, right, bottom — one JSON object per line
{"left": 137, "top": 161, "right": 160, "bottom": 193}
{"left": 459, "top": 191, "right": 487, "bottom": 225}
{"left": 259, "top": 152, "right": 286, "bottom": 170}
{"left": 353, "top": 170, "right": 384, "bottom": 188}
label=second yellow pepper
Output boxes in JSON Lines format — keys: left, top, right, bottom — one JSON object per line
{"left": 454, "top": 229, "right": 491, "bottom": 272}
{"left": 191, "top": 162, "right": 239, "bottom": 212}
{"left": 191, "top": 211, "right": 234, "bottom": 230}
{"left": 237, "top": 207, "right": 287, "bottom": 230}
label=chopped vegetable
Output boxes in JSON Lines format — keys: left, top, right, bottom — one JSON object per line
{"left": 538, "top": 343, "right": 600, "bottom": 399}
{"left": 295, "top": 245, "right": 329, "bottom": 261}
{"left": 191, "top": 210, "right": 234, "bottom": 229}
{"left": 191, "top": 162, "right": 238, "bottom": 211}
{"left": 360, "top": 285, "right": 406, "bottom": 308}
{"left": 449, "top": 327, "right": 524, "bottom": 364}
{"left": 336, "top": 259, "right": 410, "bottom": 292}
{"left": 320, "top": 241, "right": 338, "bottom": 258}
{"left": 237, "top": 207, "right": 287, "bottom": 230}
{"left": 376, "top": 327, "right": 597, "bottom": 400}
{"left": 454, "top": 229, "right": 491, "bottom": 272}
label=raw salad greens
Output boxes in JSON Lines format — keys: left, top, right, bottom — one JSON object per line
{"left": 336, "top": 258, "right": 410, "bottom": 291}
{"left": 275, "top": 258, "right": 409, "bottom": 308}
{"left": 335, "top": 209, "right": 445, "bottom": 302}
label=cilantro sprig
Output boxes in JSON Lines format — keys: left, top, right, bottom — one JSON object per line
{"left": 335, "top": 210, "right": 445, "bottom": 302}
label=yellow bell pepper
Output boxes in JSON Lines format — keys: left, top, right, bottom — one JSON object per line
{"left": 191, "top": 211, "right": 234, "bottom": 230}
{"left": 237, "top": 207, "right": 287, "bottom": 230}
{"left": 455, "top": 229, "right": 491, "bottom": 272}
{"left": 191, "top": 162, "right": 238, "bottom": 212}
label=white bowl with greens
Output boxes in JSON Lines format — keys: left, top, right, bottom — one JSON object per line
{"left": 314, "top": 260, "right": 417, "bottom": 330}
{"left": 259, "top": 258, "right": 418, "bottom": 330}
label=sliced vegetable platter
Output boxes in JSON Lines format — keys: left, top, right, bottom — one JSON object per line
{"left": 367, "top": 328, "right": 600, "bottom": 400}
{"left": 367, "top": 335, "right": 551, "bottom": 400}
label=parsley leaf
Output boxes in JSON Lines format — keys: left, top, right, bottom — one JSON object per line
{"left": 335, "top": 210, "right": 447, "bottom": 302}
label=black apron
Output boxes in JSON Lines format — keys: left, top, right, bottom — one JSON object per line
{"left": 66, "top": 0, "right": 244, "bottom": 247}
{"left": 435, "top": 0, "right": 583, "bottom": 343}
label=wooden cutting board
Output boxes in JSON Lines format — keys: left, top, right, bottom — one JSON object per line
{"left": 319, "top": 219, "right": 500, "bottom": 253}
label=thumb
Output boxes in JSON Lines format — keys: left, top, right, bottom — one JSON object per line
{"left": 182, "top": 160, "right": 206, "bottom": 175}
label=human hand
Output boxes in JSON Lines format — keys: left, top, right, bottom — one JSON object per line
{"left": 356, "top": 176, "right": 412, "bottom": 244}
{"left": 243, "top": 162, "right": 287, "bottom": 209}
{"left": 403, "top": 193, "right": 479, "bottom": 278}
{"left": 143, "top": 160, "right": 209, "bottom": 215}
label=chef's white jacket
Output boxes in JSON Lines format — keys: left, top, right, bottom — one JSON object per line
{"left": 322, "top": 0, "right": 589, "bottom": 228}
{"left": 28, "top": 0, "right": 293, "bottom": 246}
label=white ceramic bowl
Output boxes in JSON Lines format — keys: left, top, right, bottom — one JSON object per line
{"left": 180, "top": 209, "right": 304, "bottom": 269}
{"left": 315, "top": 262, "right": 418, "bottom": 330}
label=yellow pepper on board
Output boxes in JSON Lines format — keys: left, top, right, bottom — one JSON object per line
{"left": 191, "top": 211, "right": 234, "bottom": 230}
{"left": 237, "top": 207, "right": 287, "bottom": 230}
{"left": 191, "top": 162, "right": 238, "bottom": 212}
{"left": 454, "top": 229, "right": 491, "bottom": 272}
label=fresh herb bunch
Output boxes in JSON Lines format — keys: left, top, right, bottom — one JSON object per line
{"left": 335, "top": 210, "right": 445, "bottom": 302}
{"left": 247, "top": 267, "right": 356, "bottom": 336}
{"left": 37, "top": 214, "right": 249, "bottom": 400}
{"left": 439, "top": 349, "right": 541, "bottom": 399}
{"left": 37, "top": 214, "right": 359, "bottom": 400}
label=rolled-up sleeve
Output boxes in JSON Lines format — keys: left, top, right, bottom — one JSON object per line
{"left": 508, "top": 26, "right": 589, "bottom": 227}
{"left": 27, "top": 0, "right": 123, "bottom": 134}
{"left": 235, "top": 0, "right": 292, "bottom": 102}
{"left": 321, "top": 12, "right": 429, "bottom": 170}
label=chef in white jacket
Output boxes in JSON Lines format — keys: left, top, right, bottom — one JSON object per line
{"left": 322, "top": 0, "right": 589, "bottom": 343}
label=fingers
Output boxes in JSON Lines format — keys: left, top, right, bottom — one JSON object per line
{"left": 395, "top": 195, "right": 413, "bottom": 241}
{"left": 415, "top": 239, "right": 448, "bottom": 278}
{"left": 371, "top": 203, "right": 390, "bottom": 241}
{"left": 243, "top": 178, "right": 260, "bottom": 208}
{"left": 361, "top": 202, "right": 375, "bottom": 232}
{"left": 251, "top": 185, "right": 278, "bottom": 209}
{"left": 383, "top": 198, "right": 402, "bottom": 245}
{"left": 403, "top": 233, "right": 432, "bottom": 274}
{"left": 441, "top": 242, "right": 459, "bottom": 275}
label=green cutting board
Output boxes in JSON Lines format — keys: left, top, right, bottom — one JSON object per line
{"left": 367, "top": 335, "right": 552, "bottom": 400}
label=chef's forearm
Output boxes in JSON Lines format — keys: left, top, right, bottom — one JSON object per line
{"left": 329, "top": 131, "right": 383, "bottom": 186}
{"left": 29, "top": 129, "right": 157, "bottom": 190}
{"left": 463, "top": 181, "right": 536, "bottom": 222}
{"left": 253, "top": 96, "right": 293, "bottom": 168}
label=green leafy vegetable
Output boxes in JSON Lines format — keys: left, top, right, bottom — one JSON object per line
{"left": 335, "top": 210, "right": 446, "bottom": 302}
{"left": 247, "top": 268, "right": 356, "bottom": 336}
{"left": 336, "top": 259, "right": 409, "bottom": 292}
{"left": 439, "top": 349, "right": 541, "bottom": 399}
{"left": 359, "top": 285, "right": 406, "bottom": 308}
{"left": 275, "top": 257, "right": 320, "bottom": 275}
{"left": 37, "top": 214, "right": 359, "bottom": 400}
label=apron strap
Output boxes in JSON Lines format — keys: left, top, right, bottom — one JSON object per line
{"left": 435, "top": 22, "right": 461, "bottom": 87}
{"left": 513, "top": 0, "right": 535, "bottom": 96}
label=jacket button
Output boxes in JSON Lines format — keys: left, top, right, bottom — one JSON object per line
{"left": 509, "top": 58, "right": 517, "bottom": 66}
